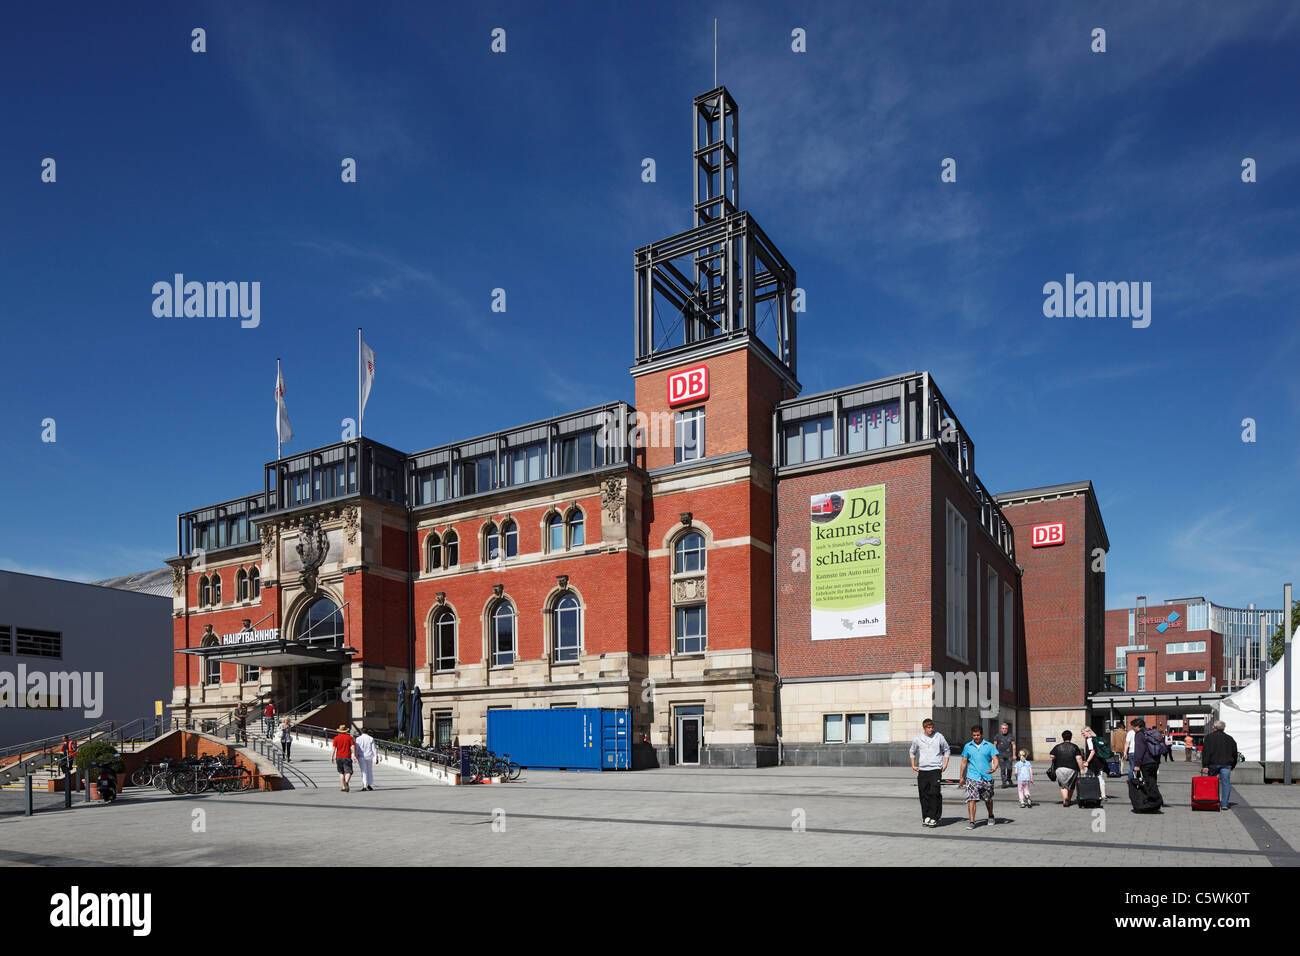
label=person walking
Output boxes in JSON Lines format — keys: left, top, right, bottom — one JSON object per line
{"left": 264, "top": 701, "right": 276, "bottom": 737}
{"left": 993, "top": 722, "right": 1015, "bottom": 789}
{"left": 355, "top": 727, "right": 378, "bottom": 792}
{"left": 1048, "top": 730, "right": 1086, "bottom": 806}
{"left": 331, "top": 724, "right": 355, "bottom": 792}
{"left": 1014, "top": 750, "right": 1034, "bottom": 808}
{"left": 1163, "top": 732, "right": 1175, "bottom": 763}
{"left": 1124, "top": 723, "right": 1137, "bottom": 781}
{"left": 1201, "top": 720, "right": 1239, "bottom": 810}
{"left": 1130, "top": 718, "right": 1165, "bottom": 783}
{"left": 279, "top": 717, "right": 293, "bottom": 762}
{"left": 232, "top": 703, "right": 248, "bottom": 746}
{"left": 959, "top": 725, "right": 1000, "bottom": 829}
{"left": 1080, "top": 726, "right": 1109, "bottom": 801}
{"left": 1184, "top": 733, "right": 1195, "bottom": 762}
{"left": 908, "top": 718, "right": 950, "bottom": 828}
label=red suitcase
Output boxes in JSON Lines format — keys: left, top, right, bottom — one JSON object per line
{"left": 1192, "top": 772, "right": 1220, "bottom": 811}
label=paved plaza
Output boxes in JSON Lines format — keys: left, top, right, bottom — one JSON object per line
{"left": 2, "top": 748, "right": 1297, "bottom": 866}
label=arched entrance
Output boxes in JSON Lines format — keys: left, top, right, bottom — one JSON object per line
{"left": 289, "top": 594, "right": 346, "bottom": 710}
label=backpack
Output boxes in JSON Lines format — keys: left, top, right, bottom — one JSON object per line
{"left": 1143, "top": 728, "right": 1169, "bottom": 759}
{"left": 1092, "top": 737, "right": 1114, "bottom": 760}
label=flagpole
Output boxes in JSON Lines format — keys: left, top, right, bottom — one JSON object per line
{"left": 358, "top": 328, "right": 364, "bottom": 440}
{"left": 276, "top": 357, "right": 282, "bottom": 461}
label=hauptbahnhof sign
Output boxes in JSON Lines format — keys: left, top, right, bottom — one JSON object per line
{"left": 220, "top": 628, "right": 280, "bottom": 646}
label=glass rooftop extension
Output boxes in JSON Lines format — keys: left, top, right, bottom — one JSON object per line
{"left": 775, "top": 371, "right": 1016, "bottom": 562}
{"left": 176, "top": 403, "right": 636, "bottom": 558}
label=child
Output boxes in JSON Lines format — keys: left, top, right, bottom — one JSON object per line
{"left": 1014, "top": 750, "right": 1033, "bottom": 807}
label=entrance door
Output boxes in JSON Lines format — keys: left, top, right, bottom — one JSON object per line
{"left": 675, "top": 707, "right": 703, "bottom": 765}
{"left": 294, "top": 663, "right": 342, "bottom": 710}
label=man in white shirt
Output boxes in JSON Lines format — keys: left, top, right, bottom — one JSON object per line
{"left": 1124, "top": 726, "right": 1137, "bottom": 781}
{"left": 354, "top": 728, "right": 378, "bottom": 791}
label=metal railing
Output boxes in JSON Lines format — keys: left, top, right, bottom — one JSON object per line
{"left": 0, "top": 719, "right": 115, "bottom": 764}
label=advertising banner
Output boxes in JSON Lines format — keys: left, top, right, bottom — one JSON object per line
{"left": 810, "top": 484, "right": 886, "bottom": 639}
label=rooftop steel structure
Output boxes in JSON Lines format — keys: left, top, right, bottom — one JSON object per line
{"left": 634, "top": 87, "right": 797, "bottom": 381}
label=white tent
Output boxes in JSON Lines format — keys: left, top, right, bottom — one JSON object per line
{"left": 1217, "top": 650, "right": 1300, "bottom": 761}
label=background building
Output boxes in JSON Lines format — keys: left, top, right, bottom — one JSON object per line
{"left": 0, "top": 569, "right": 172, "bottom": 748}
{"left": 168, "top": 87, "right": 1108, "bottom": 766}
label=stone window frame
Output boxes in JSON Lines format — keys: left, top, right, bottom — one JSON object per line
{"left": 426, "top": 600, "right": 459, "bottom": 673}
{"left": 483, "top": 593, "right": 517, "bottom": 669}
{"left": 249, "top": 566, "right": 260, "bottom": 600}
{"left": 425, "top": 530, "right": 442, "bottom": 571}
{"left": 236, "top": 567, "right": 249, "bottom": 602}
{"left": 543, "top": 583, "right": 585, "bottom": 664}
{"left": 564, "top": 505, "right": 586, "bottom": 549}
{"left": 666, "top": 520, "right": 711, "bottom": 657}
{"left": 197, "top": 574, "right": 211, "bottom": 608}
{"left": 211, "top": 571, "right": 222, "bottom": 605}
{"left": 482, "top": 519, "right": 501, "bottom": 563}
{"left": 500, "top": 516, "right": 519, "bottom": 559}
{"left": 542, "top": 509, "right": 564, "bottom": 554}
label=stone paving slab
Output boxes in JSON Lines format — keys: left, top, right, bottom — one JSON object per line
{"left": 0, "top": 759, "right": 1294, "bottom": 866}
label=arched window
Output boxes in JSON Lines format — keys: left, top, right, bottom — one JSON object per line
{"left": 553, "top": 592, "right": 581, "bottom": 662}
{"left": 502, "top": 519, "right": 518, "bottom": 559}
{"left": 296, "top": 596, "right": 344, "bottom": 647}
{"left": 484, "top": 522, "right": 500, "bottom": 561}
{"left": 197, "top": 575, "right": 211, "bottom": 608}
{"left": 427, "top": 532, "right": 442, "bottom": 571}
{"left": 546, "top": 513, "right": 563, "bottom": 553}
{"left": 444, "top": 530, "right": 459, "bottom": 567}
{"left": 491, "top": 599, "right": 515, "bottom": 667}
{"left": 236, "top": 568, "right": 249, "bottom": 602}
{"left": 433, "top": 607, "right": 456, "bottom": 672}
{"left": 201, "top": 633, "right": 220, "bottom": 685}
{"left": 249, "top": 567, "right": 260, "bottom": 599}
{"left": 674, "top": 532, "right": 706, "bottom": 574}
{"left": 567, "top": 509, "right": 585, "bottom": 548}
{"left": 211, "top": 573, "right": 222, "bottom": 605}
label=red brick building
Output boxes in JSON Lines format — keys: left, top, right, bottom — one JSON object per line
{"left": 167, "top": 87, "right": 1109, "bottom": 766}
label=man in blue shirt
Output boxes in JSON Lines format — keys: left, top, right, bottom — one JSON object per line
{"left": 959, "top": 724, "right": 1000, "bottom": 829}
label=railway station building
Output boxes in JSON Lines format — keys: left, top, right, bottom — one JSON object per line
{"left": 168, "top": 88, "right": 1109, "bottom": 767}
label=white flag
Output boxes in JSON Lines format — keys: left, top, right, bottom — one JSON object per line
{"left": 361, "top": 340, "right": 375, "bottom": 415}
{"left": 275, "top": 364, "right": 294, "bottom": 444}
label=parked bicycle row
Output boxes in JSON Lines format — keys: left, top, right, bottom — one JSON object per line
{"left": 130, "top": 755, "right": 258, "bottom": 795}
{"left": 382, "top": 741, "right": 521, "bottom": 781}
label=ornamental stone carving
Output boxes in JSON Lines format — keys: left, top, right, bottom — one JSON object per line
{"left": 435, "top": 591, "right": 446, "bottom": 606}
{"left": 260, "top": 525, "right": 277, "bottom": 562}
{"left": 492, "top": 583, "right": 504, "bottom": 598}
{"left": 171, "top": 565, "right": 184, "bottom": 597}
{"left": 342, "top": 506, "right": 359, "bottom": 545}
{"left": 556, "top": 574, "right": 569, "bottom": 590}
{"left": 601, "top": 476, "right": 626, "bottom": 524}
{"left": 672, "top": 576, "right": 707, "bottom": 603}
{"left": 296, "top": 516, "right": 330, "bottom": 594}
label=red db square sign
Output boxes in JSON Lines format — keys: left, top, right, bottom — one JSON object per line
{"left": 667, "top": 365, "right": 709, "bottom": 406}
{"left": 1031, "top": 522, "right": 1065, "bottom": 548}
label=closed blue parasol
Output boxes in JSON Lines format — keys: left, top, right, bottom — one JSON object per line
{"left": 409, "top": 685, "right": 424, "bottom": 746}
{"left": 396, "top": 678, "right": 408, "bottom": 740}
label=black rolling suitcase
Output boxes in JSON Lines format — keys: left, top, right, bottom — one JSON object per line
{"left": 1076, "top": 773, "right": 1103, "bottom": 808}
{"left": 1128, "top": 769, "right": 1163, "bottom": 813}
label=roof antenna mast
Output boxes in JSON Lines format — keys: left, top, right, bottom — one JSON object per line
{"left": 714, "top": 18, "right": 718, "bottom": 87}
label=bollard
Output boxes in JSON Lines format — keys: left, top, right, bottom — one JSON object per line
{"left": 64, "top": 766, "right": 72, "bottom": 808}
{"left": 84, "top": 768, "right": 92, "bottom": 803}
{"left": 25, "top": 774, "right": 33, "bottom": 816}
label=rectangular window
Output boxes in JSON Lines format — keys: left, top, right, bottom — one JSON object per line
{"left": 0, "top": 626, "right": 10, "bottom": 654}
{"left": 417, "top": 466, "right": 448, "bottom": 505}
{"left": 242, "top": 664, "right": 259, "bottom": 682}
{"left": 869, "top": 713, "right": 890, "bottom": 743}
{"left": 558, "top": 432, "right": 599, "bottom": 475}
{"left": 1002, "top": 583, "right": 1014, "bottom": 692}
{"left": 15, "top": 628, "right": 61, "bottom": 659}
{"left": 988, "top": 570, "right": 999, "bottom": 689}
{"left": 434, "top": 713, "right": 453, "bottom": 747}
{"left": 823, "top": 714, "right": 844, "bottom": 743}
{"left": 945, "top": 503, "right": 968, "bottom": 661}
{"left": 846, "top": 401, "right": 901, "bottom": 453}
{"left": 510, "top": 442, "right": 546, "bottom": 485}
{"left": 675, "top": 605, "right": 707, "bottom": 655}
{"left": 847, "top": 713, "right": 867, "bottom": 742}
{"left": 550, "top": 702, "right": 576, "bottom": 709}
{"left": 205, "top": 656, "right": 221, "bottom": 686}
{"left": 1165, "top": 640, "right": 1206, "bottom": 654}
{"left": 674, "top": 409, "right": 705, "bottom": 463}
{"left": 784, "top": 414, "right": 833, "bottom": 464}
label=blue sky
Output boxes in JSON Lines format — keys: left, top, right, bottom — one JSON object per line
{"left": 1, "top": 1, "right": 1297, "bottom": 610}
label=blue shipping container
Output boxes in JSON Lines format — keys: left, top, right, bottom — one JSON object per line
{"left": 487, "top": 708, "right": 631, "bottom": 770}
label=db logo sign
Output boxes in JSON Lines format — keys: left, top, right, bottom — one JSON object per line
{"left": 667, "top": 365, "right": 709, "bottom": 406}
{"left": 1031, "top": 522, "right": 1065, "bottom": 548}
